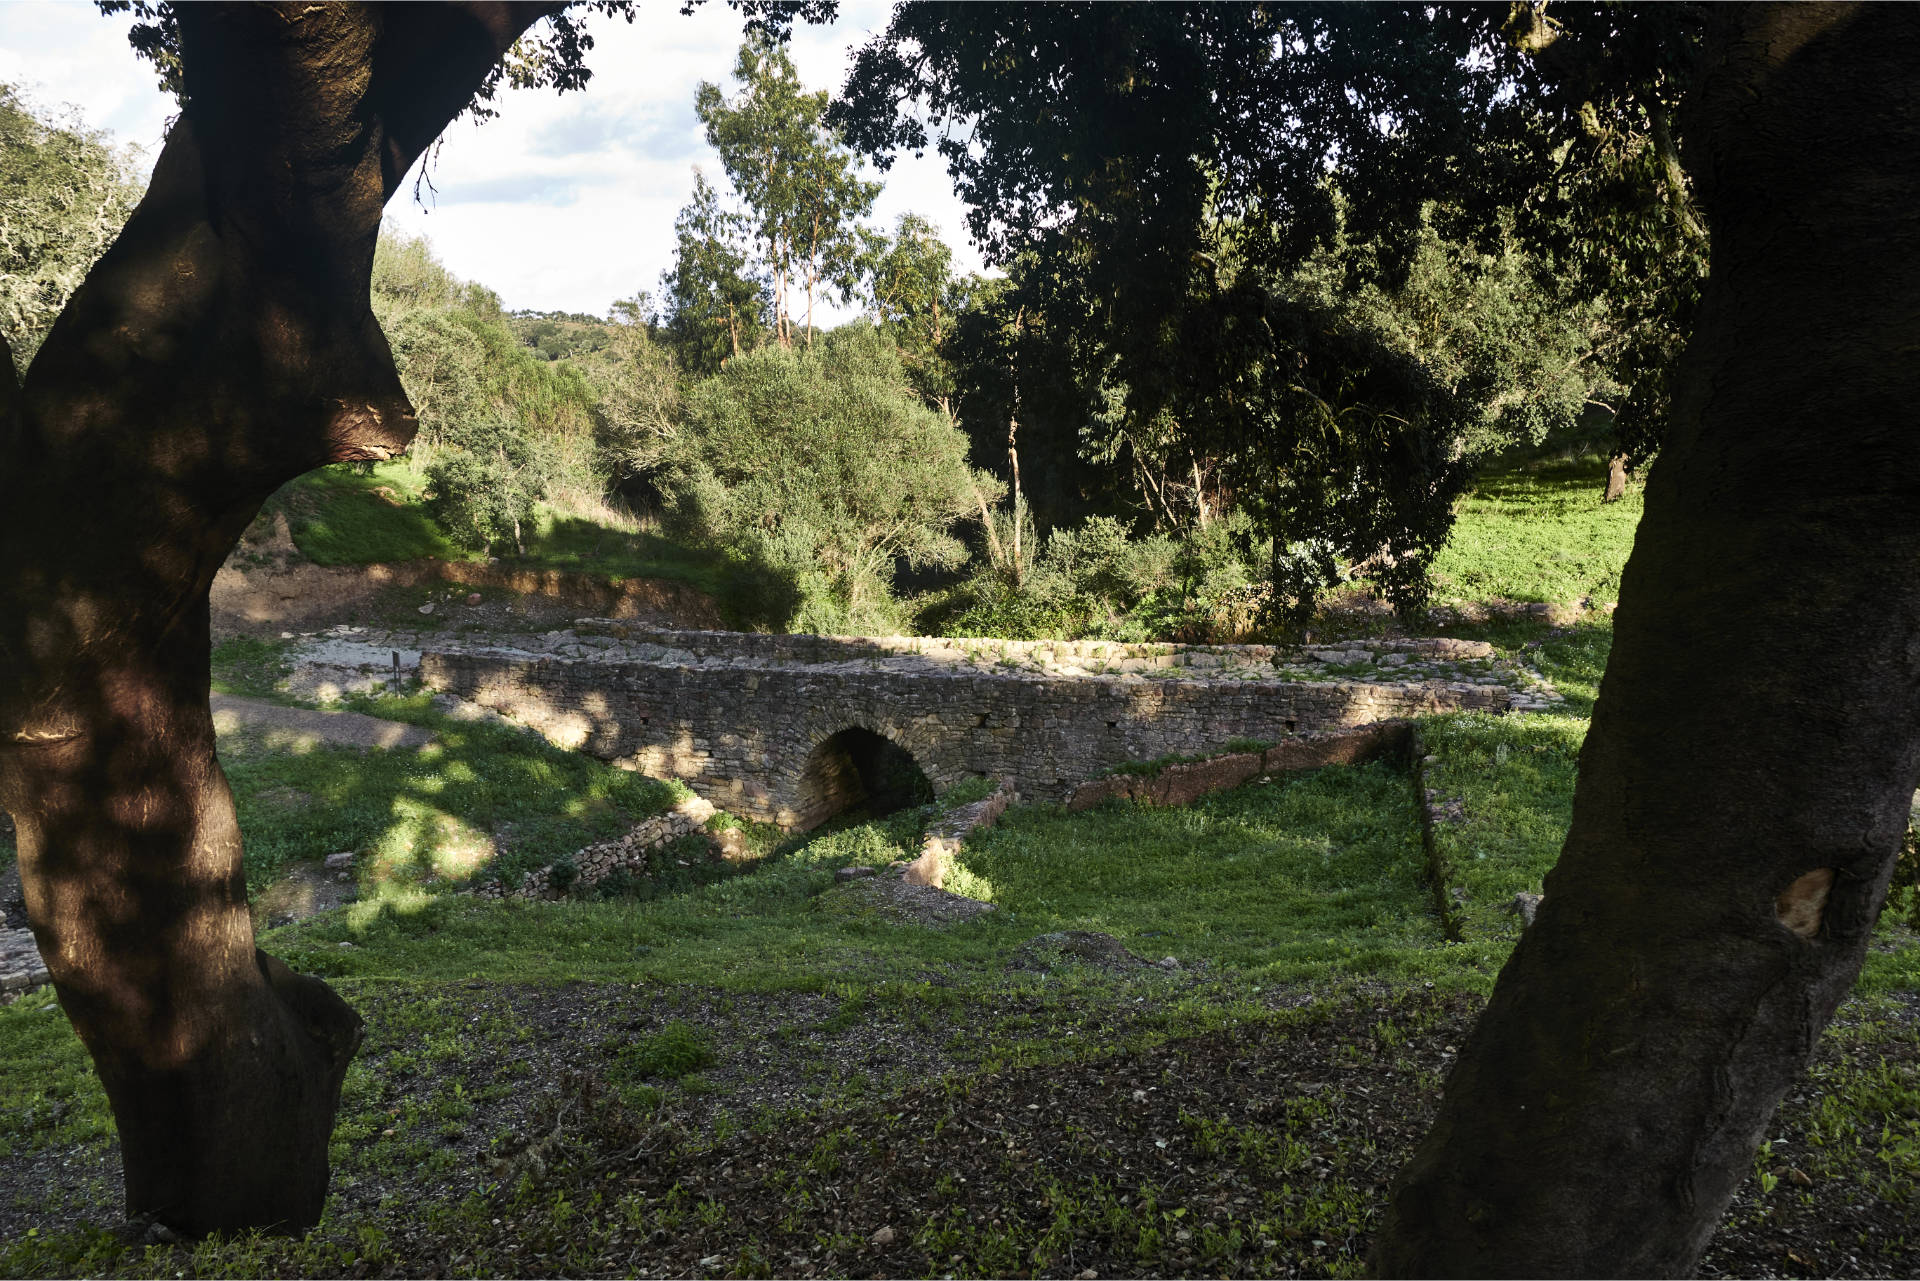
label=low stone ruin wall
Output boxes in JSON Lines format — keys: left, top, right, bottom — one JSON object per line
{"left": 421, "top": 635, "right": 1512, "bottom": 827}
{"left": 1063, "top": 720, "right": 1416, "bottom": 812}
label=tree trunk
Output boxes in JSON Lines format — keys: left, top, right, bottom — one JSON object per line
{"left": 0, "top": 2, "right": 553, "bottom": 1235}
{"left": 1371, "top": 7, "right": 1920, "bottom": 1275}
{"left": 1007, "top": 402, "right": 1024, "bottom": 586}
{"left": 1602, "top": 452, "right": 1628, "bottom": 502}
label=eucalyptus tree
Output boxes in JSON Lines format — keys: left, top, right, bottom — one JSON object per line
{"left": 696, "top": 35, "right": 879, "bottom": 346}
{"left": 837, "top": 3, "right": 1920, "bottom": 1274}
{"left": 661, "top": 168, "right": 769, "bottom": 376}
{"left": 865, "top": 212, "right": 972, "bottom": 414}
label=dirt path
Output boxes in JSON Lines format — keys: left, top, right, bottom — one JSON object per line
{"left": 209, "top": 692, "right": 435, "bottom": 751}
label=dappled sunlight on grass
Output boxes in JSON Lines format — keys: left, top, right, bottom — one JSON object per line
{"left": 269, "top": 460, "right": 456, "bottom": 566}
{"left": 222, "top": 703, "right": 685, "bottom": 896}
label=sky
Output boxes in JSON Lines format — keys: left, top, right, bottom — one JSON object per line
{"left": 0, "top": 0, "right": 987, "bottom": 324}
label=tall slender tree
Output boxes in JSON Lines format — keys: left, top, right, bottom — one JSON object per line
{"left": 661, "top": 168, "right": 769, "bottom": 377}
{"left": 696, "top": 35, "right": 878, "bottom": 347}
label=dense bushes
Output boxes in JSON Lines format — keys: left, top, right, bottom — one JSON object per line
{"left": 374, "top": 233, "right": 603, "bottom": 552}
{"left": 933, "top": 512, "right": 1262, "bottom": 642}
{"left": 661, "top": 327, "right": 989, "bottom": 633}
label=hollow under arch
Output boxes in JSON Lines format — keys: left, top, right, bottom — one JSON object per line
{"left": 794, "top": 726, "right": 934, "bottom": 830}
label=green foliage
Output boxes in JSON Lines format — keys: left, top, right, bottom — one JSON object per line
{"left": 1288, "top": 206, "right": 1608, "bottom": 462}
{"left": 661, "top": 169, "right": 768, "bottom": 378}
{"left": 866, "top": 213, "right": 973, "bottom": 412}
{"left": 613, "top": 1022, "right": 717, "bottom": 1081}
{"left": 572, "top": 297, "right": 681, "bottom": 484}
{"left": 836, "top": 7, "right": 1706, "bottom": 616}
{"left": 1889, "top": 806, "right": 1920, "bottom": 932}
{"left": 509, "top": 309, "right": 619, "bottom": 363}
{"left": 0, "top": 84, "right": 144, "bottom": 374}
{"left": 695, "top": 37, "right": 880, "bottom": 349}
{"left": 939, "top": 511, "right": 1259, "bottom": 643}
{"left": 370, "top": 232, "right": 603, "bottom": 551}
{"left": 664, "top": 326, "right": 986, "bottom": 633}
{"left": 424, "top": 420, "right": 543, "bottom": 555}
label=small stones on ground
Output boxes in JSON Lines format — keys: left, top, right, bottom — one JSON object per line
{"left": 1510, "top": 891, "right": 1543, "bottom": 926}
{"left": 834, "top": 866, "right": 877, "bottom": 882}
{"left": 468, "top": 808, "right": 718, "bottom": 901}
{"left": 869, "top": 1226, "right": 895, "bottom": 1246}
{"left": 466, "top": 593, "right": 483, "bottom": 606}
{"left": 1012, "top": 930, "right": 1149, "bottom": 972}
{"left": 323, "top": 852, "right": 355, "bottom": 871}
{"left": 418, "top": 603, "right": 435, "bottom": 615}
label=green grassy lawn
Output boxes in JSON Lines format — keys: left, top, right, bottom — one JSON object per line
{"left": 1431, "top": 456, "right": 1645, "bottom": 604}
{"left": 221, "top": 701, "right": 690, "bottom": 897}
{"left": 267, "top": 460, "right": 456, "bottom": 565}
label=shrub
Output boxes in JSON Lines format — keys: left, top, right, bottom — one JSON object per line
{"left": 423, "top": 421, "right": 542, "bottom": 555}
{"left": 662, "top": 325, "right": 988, "bottom": 633}
{"left": 614, "top": 1022, "right": 717, "bottom": 1080}
{"left": 937, "top": 511, "right": 1261, "bottom": 642}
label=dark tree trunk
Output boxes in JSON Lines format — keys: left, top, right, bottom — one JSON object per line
{"left": 1371, "top": 6, "right": 1920, "bottom": 1276}
{"left": 1602, "top": 452, "right": 1627, "bottom": 502}
{"left": 0, "top": 2, "right": 553, "bottom": 1235}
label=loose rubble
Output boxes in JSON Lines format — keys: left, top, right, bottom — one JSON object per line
{"left": 0, "top": 927, "right": 49, "bottom": 996}
{"left": 466, "top": 795, "right": 729, "bottom": 901}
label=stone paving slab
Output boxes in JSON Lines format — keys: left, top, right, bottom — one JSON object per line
{"left": 277, "top": 621, "right": 1565, "bottom": 714}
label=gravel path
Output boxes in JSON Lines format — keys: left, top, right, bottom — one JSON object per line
{"left": 208, "top": 692, "right": 435, "bottom": 751}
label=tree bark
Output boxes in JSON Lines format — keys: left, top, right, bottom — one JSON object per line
{"left": 1371, "top": 6, "right": 1920, "bottom": 1275}
{"left": 0, "top": 1, "right": 555, "bottom": 1235}
{"left": 1602, "top": 452, "right": 1627, "bottom": 502}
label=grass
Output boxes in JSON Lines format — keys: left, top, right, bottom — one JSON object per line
{"left": 1431, "top": 456, "right": 1645, "bottom": 605}
{"left": 220, "top": 693, "right": 690, "bottom": 895}
{"left": 6, "top": 460, "right": 1920, "bottom": 1275}
{"left": 261, "top": 459, "right": 734, "bottom": 599}
{"left": 6, "top": 622, "right": 1920, "bottom": 1275}
{"left": 267, "top": 460, "right": 455, "bottom": 565}
{"left": 208, "top": 636, "right": 294, "bottom": 699}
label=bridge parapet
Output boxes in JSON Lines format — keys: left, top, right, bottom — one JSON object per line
{"left": 420, "top": 627, "right": 1534, "bottom": 828}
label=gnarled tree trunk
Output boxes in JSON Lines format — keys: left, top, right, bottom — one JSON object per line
{"left": 0, "top": 2, "right": 554, "bottom": 1235}
{"left": 1371, "top": 5, "right": 1920, "bottom": 1275}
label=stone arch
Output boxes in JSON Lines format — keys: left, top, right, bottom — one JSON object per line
{"left": 793, "top": 724, "right": 935, "bottom": 830}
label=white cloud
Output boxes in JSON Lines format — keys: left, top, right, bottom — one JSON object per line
{"left": 0, "top": 0, "right": 989, "bottom": 322}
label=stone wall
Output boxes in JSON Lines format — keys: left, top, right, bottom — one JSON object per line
{"left": 421, "top": 631, "right": 1512, "bottom": 828}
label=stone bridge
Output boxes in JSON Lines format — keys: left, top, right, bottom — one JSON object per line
{"left": 420, "top": 626, "right": 1536, "bottom": 829}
